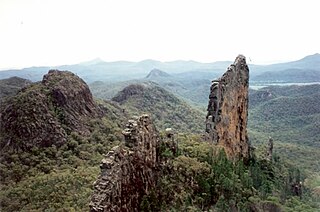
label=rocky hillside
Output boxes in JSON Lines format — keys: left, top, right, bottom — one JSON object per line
{"left": 89, "top": 55, "right": 316, "bottom": 211}
{"left": 112, "top": 82, "right": 205, "bottom": 133}
{"left": 0, "top": 70, "right": 126, "bottom": 211}
{"left": 0, "top": 70, "right": 103, "bottom": 150}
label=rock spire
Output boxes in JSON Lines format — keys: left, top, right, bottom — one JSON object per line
{"left": 205, "top": 55, "right": 250, "bottom": 159}
{"left": 90, "top": 115, "right": 159, "bottom": 212}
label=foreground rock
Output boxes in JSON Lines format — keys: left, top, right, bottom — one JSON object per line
{"left": 90, "top": 114, "right": 159, "bottom": 212}
{"left": 205, "top": 55, "right": 250, "bottom": 159}
{"left": 0, "top": 70, "right": 103, "bottom": 149}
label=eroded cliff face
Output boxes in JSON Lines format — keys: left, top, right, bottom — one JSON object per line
{"left": 0, "top": 70, "right": 102, "bottom": 149}
{"left": 90, "top": 114, "right": 159, "bottom": 212}
{"left": 206, "top": 55, "right": 249, "bottom": 159}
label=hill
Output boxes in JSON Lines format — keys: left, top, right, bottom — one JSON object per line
{"left": 248, "top": 84, "right": 320, "bottom": 172}
{"left": 0, "top": 70, "right": 104, "bottom": 150}
{"left": 0, "top": 70, "right": 127, "bottom": 211}
{"left": 89, "top": 69, "right": 216, "bottom": 107}
{"left": 0, "top": 77, "right": 32, "bottom": 100}
{"left": 145, "top": 68, "right": 171, "bottom": 79}
{"left": 112, "top": 82, "right": 205, "bottom": 133}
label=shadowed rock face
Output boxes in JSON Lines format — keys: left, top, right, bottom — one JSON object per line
{"left": 205, "top": 55, "right": 250, "bottom": 159}
{"left": 0, "top": 70, "right": 102, "bottom": 149}
{"left": 90, "top": 114, "right": 159, "bottom": 212}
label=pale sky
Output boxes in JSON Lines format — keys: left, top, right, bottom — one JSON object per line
{"left": 0, "top": 0, "right": 319, "bottom": 70}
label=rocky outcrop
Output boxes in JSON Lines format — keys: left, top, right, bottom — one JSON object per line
{"left": 249, "top": 201, "right": 282, "bottom": 212}
{"left": 205, "top": 55, "right": 250, "bottom": 159}
{"left": 0, "top": 70, "right": 102, "bottom": 149}
{"left": 90, "top": 114, "right": 159, "bottom": 212}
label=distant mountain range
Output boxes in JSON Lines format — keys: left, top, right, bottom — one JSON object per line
{"left": 1, "top": 53, "right": 319, "bottom": 83}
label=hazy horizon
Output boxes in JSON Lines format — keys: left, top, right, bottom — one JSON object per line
{"left": 0, "top": 53, "right": 318, "bottom": 71}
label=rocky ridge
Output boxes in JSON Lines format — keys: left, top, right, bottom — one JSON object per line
{"left": 90, "top": 114, "right": 159, "bottom": 212}
{"left": 205, "top": 55, "right": 250, "bottom": 159}
{"left": 0, "top": 70, "right": 102, "bottom": 149}
{"left": 90, "top": 55, "right": 252, "bottom": 211}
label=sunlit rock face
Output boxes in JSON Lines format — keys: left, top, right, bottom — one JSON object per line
{"left": 206, "top": 55, "right": 250, "bottom": 159}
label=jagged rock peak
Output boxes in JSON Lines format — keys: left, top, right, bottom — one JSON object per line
{"left": 41, "top": 70, "right": 102, "bottom": 120}
{"left": 205, "top": 55, "right": 250, "bottom": 159}
{"left": 146, "top": 68, "right": 171, "bottom": 79}
{"left": 0, "top": 70, "right": 102, "bottom": 150}
{"left": 90, "top": 114, "right": 159, "bottom": 212}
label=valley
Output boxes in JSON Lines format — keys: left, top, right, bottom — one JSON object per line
{"left": 0, "top": 54, "right": 319, "bottom": 211}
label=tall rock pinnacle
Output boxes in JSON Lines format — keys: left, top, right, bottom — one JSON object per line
{"left": 205, "top": 55, "right": 250, "bottom": 159}
{"left": 90, "top": 115, "right": 159, "bottom": 212}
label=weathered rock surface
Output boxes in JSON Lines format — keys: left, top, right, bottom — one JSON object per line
{"left": 90, "top": 114, "right": 159, "bottom": 212}
{"left": 205, "top": 55, "right": 250, "bottom": 159}
{"left": 0, "top": 70, "right": 102, "bottom": 149}
{"left": 249, "top": 201, "right": 282, "bottom": 212}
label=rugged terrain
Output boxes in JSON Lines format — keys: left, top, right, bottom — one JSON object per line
{"left": 90, "top": 115, "right": 160, "bottom": 212}
{"left": 0, "top": 55, "right": 319, "bottom": 211}
{"left": 0, "top": 70, "right": 103, "bottom": 150}
{"left": 0, "top": 70, "right": 126, "bottom": 211}
{"left": 111, "top": 82, "right": 205, "bottom": 133}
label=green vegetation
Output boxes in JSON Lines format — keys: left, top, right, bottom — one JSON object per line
{"left": 248, "top": 85, "right": 320, "bottom": 173}
{"left": 112, "top": 83, "right": 205, "bottom": 133}
{"left": 1, "top": 75, "right": 319, "bottom": 211}
{"left": 141, "top": 134, "right": 318, "bottom": 211}
{"left": 0, "top": 77, "right": 31, "bottom": 101}
{"left": 0, "top": 100, "right": 124, "bottom": 211}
